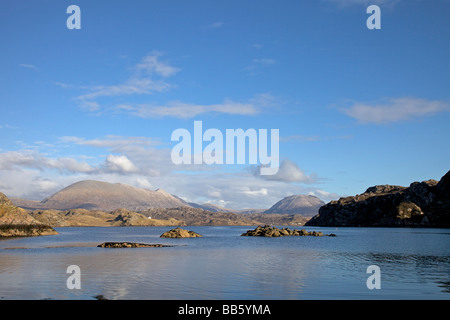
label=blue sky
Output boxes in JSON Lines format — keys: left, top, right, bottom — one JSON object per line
{"left": 1, "top": 0, "right": 449, "bottom": 209}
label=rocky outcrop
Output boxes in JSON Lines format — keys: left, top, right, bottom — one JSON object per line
{"left": 306, "top": 171, "right": 450, "bottom": 227}
{"left": 0, "top": 192, "right": 58, "bottom": 238}
{"left": 241, "top": 225, "right": 336, "bottom": 237}
{"left": 160, "top": 227, "right": 203, "bottom": 238}
{"left": 97, "top": 242, "right": 172, "bottom": 248}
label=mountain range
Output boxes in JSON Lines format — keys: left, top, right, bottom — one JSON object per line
{"left": 11, "top": 180, "right": 324, "bottom": 216}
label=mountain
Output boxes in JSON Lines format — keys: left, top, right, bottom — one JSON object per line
{"left": 263, "top": 195, "right": 325, "bottom": 217}
{"left": 0, "top": 192, "right": 58, "bottom": 237}
{"left": 306, "top": 170, "right": 450, "bottom": 228}
{"left": 16, "top": 180, "right": 188, "bottom": 212}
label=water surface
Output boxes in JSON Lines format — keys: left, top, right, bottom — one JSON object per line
{"left": 0, "top": 226, "right": 449, "bottom": 300}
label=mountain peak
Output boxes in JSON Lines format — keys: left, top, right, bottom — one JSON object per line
{"left": 39, "top": 180, "right": 187, "bottom": 211}
{"left": 264, "top": 194, "right": 325, "bottom": 217}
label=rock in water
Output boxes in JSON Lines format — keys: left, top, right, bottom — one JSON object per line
{"left": 160, "top": 227, "right": 203, "bottom": 238}
{"left": 241, "top": 225, "right": 335, "bottom": 237}
{"left": 98, "top": 242, "right": 172, "bottom": 248}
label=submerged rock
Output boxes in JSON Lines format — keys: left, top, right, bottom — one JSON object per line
{"left": 97, "top": 242, "right": 172, "bottom": 248}
{"left": 160, "top": 227, "right": 203, "bottom": 238}
{"left": 241, "top": 225, "right": 336, "bottom": 237}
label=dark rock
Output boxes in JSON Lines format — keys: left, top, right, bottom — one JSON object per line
{"left": 306, "top": 170, "right": 450, "bottom": 228}
{"left": 241, "top": 225, "right": 335, "bottom": 237}
{"left": 98, "top": 242, "right": 172, "bottom": 248}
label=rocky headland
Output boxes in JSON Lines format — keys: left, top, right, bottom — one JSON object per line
{"left": 306, "top": 170, "right": 450, "bottom": 227}
{"left": 0, "top": 192, "right": 58, "bottom": 238}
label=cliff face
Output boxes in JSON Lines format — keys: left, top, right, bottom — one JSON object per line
{"left": 306, "top": 171, "right": 450, "bottom": 228}
{"left": 0, "top": 192, "right": 58, "bottom": 237}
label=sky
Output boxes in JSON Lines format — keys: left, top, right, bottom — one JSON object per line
{"left": 1, "top": 0, "right": 449, "bottom": 209}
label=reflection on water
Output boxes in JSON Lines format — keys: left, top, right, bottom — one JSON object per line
{"left": 0, "top": 226, "right": 449, "bottom": 299}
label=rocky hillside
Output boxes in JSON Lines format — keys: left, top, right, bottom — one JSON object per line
{"left": 306, "top": 171, "right": 450, "bottom": 227}
{"left": 29, "top": 208, "right": 183, "bottom": 227}
{"left": 141, "top": 207, "right": 260, "bottom": 226}
{"left": 263, "top": 194, "right": 325, "bottom": 217}
{"left": 0, "top": 192, "right": 58, "bottom": 237}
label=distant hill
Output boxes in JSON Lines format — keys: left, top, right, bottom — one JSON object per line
{"left": 14, "top": 180, "right": 188, "bottom": 212}
{"left": 263, "top": 195, "right": 325, "bottom": 217}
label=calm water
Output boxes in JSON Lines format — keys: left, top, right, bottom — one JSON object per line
{"left": 0, "top": 226, "right": 449, "bottom": 300}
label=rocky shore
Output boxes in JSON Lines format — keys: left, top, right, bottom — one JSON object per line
{"left": 241, "top": 225, "right": 336, "bottom": 237}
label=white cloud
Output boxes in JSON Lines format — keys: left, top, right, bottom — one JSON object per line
{"left": 0, "top": 135, "right": 338, "bottom": 209}
{"left": 308, "top": 190, "right": 341, "bottom": 203}
{"left": 0, "top": 150, "right": 95, "bottom": 173}
{"left": 61, "top": 135, "right": 157, "bottom": 149}
{"left": 119, "top": 100, "right": 258, "bottom": 119}
{"left": 135, "top": 51, "right": 180, "bottom": 77}
{"left": 77, "top": 78, "right": 172, "bottom": 101}
{"left": 103, "top": 155, "right": 138, "bottom": 173}
{"left": 255, "top": 159, "right": 318, "bottom": 184}
{"left": 341, "top": 97, "right": 450, "bottom": 124}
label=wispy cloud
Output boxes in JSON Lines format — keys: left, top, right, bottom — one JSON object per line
{"left": 0, "top": 124, "right": 19, "bottom": 130}
{"left": 19, "top": 64, "right": 38, "bottom": 71}
{"left": 115, "top": 93, "right": 277, "bottom": 119}
{"left": 341, "top": 97, "right": 450, "bottom": 124}
{"left": 75, "top": 52, "right": 179, "bottom": 110}
{"left": 244, "top": 58, "right": 276, "bottom": 75}
{"left": 201, "top": 22, "right": 224, "bottom": 30}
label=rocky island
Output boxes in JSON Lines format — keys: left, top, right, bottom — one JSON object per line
{"left": 160, "top": 227, "right": 203, "bottom": 238}
{"left": 241, "top": 225, "right": 336, "bottom": 237}
{"left": 98, "top": 242, "right": 172, "bottom": 248}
